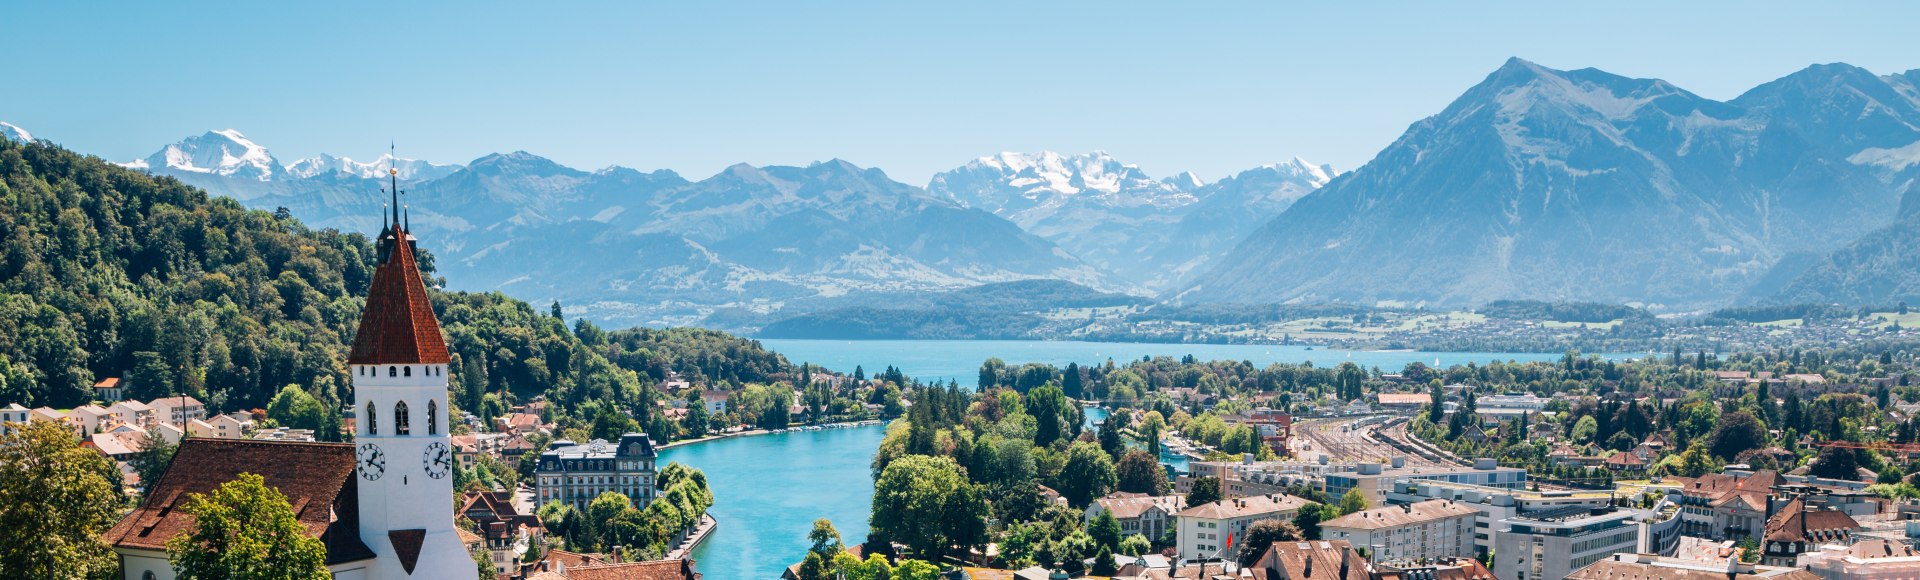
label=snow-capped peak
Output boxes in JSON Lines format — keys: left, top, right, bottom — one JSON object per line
{"left": 142, "top": 129, "right": 281, "bottom": 182}
{"left": 1260, "top": 156, "right": 1336, "bottom": 187}
{"left": 0, "top": 122, "right": 34, "bottom": 143}
{"left": 1161, "top": 170, "right": 1206, "bottom": 191}
{"left": 284, "top": 152, "right": 462, "bottom": 181}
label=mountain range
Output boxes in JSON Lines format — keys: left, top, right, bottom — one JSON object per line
{"left": 9, "top": 57, "right": 1920, "bottom": 326}
{"left": 928, "top": 152, "right": 1331, "bottom": 290}
{"left": 1183, "top": 58, "right": 1920, "bottom": 309}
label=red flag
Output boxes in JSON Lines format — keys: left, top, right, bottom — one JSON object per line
{"left": 1227, "top": 531, "right": 1234, "bottom": 550}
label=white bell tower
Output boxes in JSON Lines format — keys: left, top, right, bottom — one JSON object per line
{"left": 345, "top": 165, "right": 475, "bottom": 578}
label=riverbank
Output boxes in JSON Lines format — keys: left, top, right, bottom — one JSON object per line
{"left": 659, "top": 419, "right": 888, "bottom": 451}
{"left": 668, "top": 513, "right": 717, "bottom": 560}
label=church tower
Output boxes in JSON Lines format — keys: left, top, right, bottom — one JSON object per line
{"left": 347, "top": 167, "right": 476, "bottom": 578}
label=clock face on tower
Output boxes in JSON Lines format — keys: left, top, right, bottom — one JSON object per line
{"left": 357, "top": 443, "right": 386, "bottom": 481}
{"left": 423, "top": 441, "right": 452, "bottom": 479}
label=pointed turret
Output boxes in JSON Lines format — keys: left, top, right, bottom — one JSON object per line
{"left": 348, "top": 226, "right": 449, "bottom": 365}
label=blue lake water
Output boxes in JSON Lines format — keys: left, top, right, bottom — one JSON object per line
{"left": 670, "top": 340, "right": 1596, "bottom": 577}
{"left": 664, "top": 424, "right": 887, "bottom": 580}
{"left": 757, "top": 339, "right": 1582, "bottom": 387}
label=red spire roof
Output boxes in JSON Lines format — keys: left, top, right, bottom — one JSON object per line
{"left": 348, "top": 227, "right": 451, "bottom": 365}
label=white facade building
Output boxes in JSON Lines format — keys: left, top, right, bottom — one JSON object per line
{"left": 1321, "top": 499, "right": 1478, "bottom": 563}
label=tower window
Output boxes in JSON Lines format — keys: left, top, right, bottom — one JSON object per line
{"left": 404, "top": 366, "right": 412, "bottom": 377}
{"left": 395, "top": 401, "right": 411, "bottom": 435}
{"left": 366, "top": 402, "right": 377, "bottom": 435}
{"left": 428, "top": 400, "right": 438, "bottom": 435}
{"left": 389, "top": 366, "right": 397, "bottom": 377}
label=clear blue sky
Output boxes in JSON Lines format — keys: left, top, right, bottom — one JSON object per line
{"left": 7, "top": 1, "right": 1917, "bottom": 184}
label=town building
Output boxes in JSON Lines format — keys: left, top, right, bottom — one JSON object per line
{"left": 105, "top": 400, "right": 154, "bottom": 429}
{"left": 1384, "top": 480, "right": 1620, "bottom": 557}
{"left": 105, "top": 439, "right": 385, "bottom": 578}
{"left": 461, "top": 491, "right": 545, "bottom": 572}
{"left": 1175, "top": 493, "right": 1313, "bottom": 563}
{"left": 93, "top": 377, "right": 125, "bottom": 402}
{"left": 700, "top": 390, "right": 728, "bottom": 415}
{"left": 1567, "top": 553, "right": 1818, "bottom": 580}
{"left": 1325, "top": 459, "right": 1527, "bottom": 506}
{"left": 1377, "top": 393, "right": 1432, "bottom": 412}
{"left": 1476, "top": 394, "right": 1548, "bottom": 413}
{"left": 0, "top": 403, "right": 28, "bottom": 436}
{"left": 1085, "top": 493, "right": 1184, "bottom": 543}
{"left": 1798, "top": 538, "right": 1920, "bottom": 579}
{"left": 186, "top": 413, "right": 250, "bottom": 439}
{"left": 1320, "top": 499, "right": 1478, "bottom": 563}
{"left": 535, "top": 433, "right": 659, "bottom": 509}
{"left": 1760, "top": 497, "right": 1862, "bottom": 567}
{"left": 1241, "top": 539, "right": 1497, "bottom": 580}
{"left": 1675, "top": 469, "right": 1782, "bottom": 541}
{"left": 1244, "top": 539, "right": 1374, "bottom": 580}
{"left": 1493, "top": 506, "right": 1643, "bottom": 580}
{"left": 148, "top": 396, "right": 206, "bottom": 426}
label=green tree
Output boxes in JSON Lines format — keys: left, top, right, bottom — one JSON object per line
{"left": 266, "top": 384, "right": 327, "bottom": 431}
{"left": 166, "top": 473, "right": 329, "bottom": 580}
{"left": 1114, "top": 450, "right": 1170, "bottom": 495}
{"left": 0, "top": 421, "right": 122, "bottom": 577}
{"left": 1338, "top": 488, "right": 1370, "bottom": 515}
{"left": 585, "top": 491, "right": 635, "bottom": 551}
{"left": 1237, "top": 519, "right": 1305, "bottom": 566}
{"left": 1055, "top": 441, "right": 1117, "bottom": 507}
{"left": 474, "top": 544, "right": 499, "bottom": 578}
{"left": 1427, "top": 379, "right": 1446, "bottom": 423}
{"left": 1091, "top": 545, "right": 1118, "bottom": 576}
{"left": 1098, "top": 410, "right": 1129, "bottom": 459}
{"left": 1707, "top": 411, "right": 1767, "bottom": 461}
{"left": 591, "top": 405, "right": 641, "bottom": 441}
{"left": 131, "top": 428, "right": 179, "bottom": 499}
{"left": 893, "top": 559, "right": 942, "bottom": 580}
{"left": 797, "top": 551, "right": 830, "bottom": 580}
{"left": 1571, "top": 415, "right": 1598, "bottom": 444}
{"left": 1089, "top": 509, "right": 1123, "bottom": 551}
{"left": 871, "top": 455, "right": 988, "bottom": 559}
{"left": 683, "top": 394, "right": 710, "bottom": 438}
{"left": 1140, "top": 411, "right": 1167, "bottom": 455}
{"left": 808, "top": 518, "right": 843, "bottom": 558}
{"left": 1187, "top": 476, "right": 1222, "bottom": 508}
{"left": 1292, "top": 503, "right": 1338, "bottom": 540}
{"left": 1810, "top": 445, "right": 1865, "bottom": 480}
{"left": 1119, "top": 534, "right": 1152, "bottom": 557}
{"left": 1026, "top": 385, "right": 1071, "bottom": 447}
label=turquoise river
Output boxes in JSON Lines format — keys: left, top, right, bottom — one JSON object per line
{"left": 666, "top": 339, "right": 1596, "bottom": 578}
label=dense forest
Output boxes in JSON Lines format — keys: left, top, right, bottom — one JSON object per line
{"left": 0, "top": 139, "right": 794, "bottom": 435}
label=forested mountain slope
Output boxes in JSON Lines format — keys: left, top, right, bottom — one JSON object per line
{"left": 0, "top": 139, "right": 792, "bottom": 429}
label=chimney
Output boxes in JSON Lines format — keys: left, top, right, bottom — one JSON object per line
{"left": 1304, "top": 555, "right": 1314, "bottom": 577}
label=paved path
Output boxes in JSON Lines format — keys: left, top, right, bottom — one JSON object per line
{"left": 668, "top": 513, "right": 717, "bottom": 560}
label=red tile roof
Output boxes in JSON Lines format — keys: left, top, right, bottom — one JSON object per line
{"left": 1247, "top": 540, "right": 1373, "bottom": 580}
{"left": 1764, "top": 498, "right": 1861, "bottom": 543}
{"left": 102, "top": 438, "right": 374, "bottom": 565}
{"left": 348, "top": 227, "right": 450, "bottom": 365}
{"left": 565, "top": 559, "right": 700, "bottom": 580}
